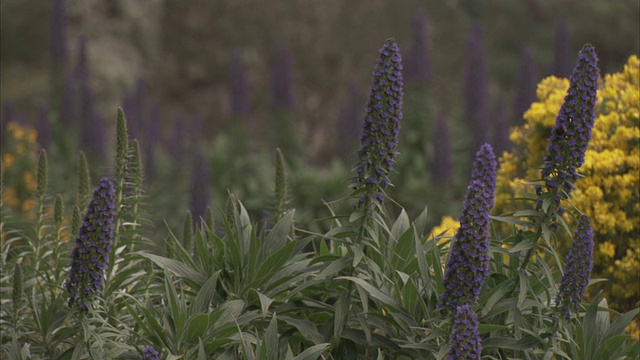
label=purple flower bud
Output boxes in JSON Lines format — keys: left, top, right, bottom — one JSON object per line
{"left": 556, "top": 215, "right": 594, "bottom": 320}
{"left": 440, "top": 144, "right": 496, "bottom": 310}
{"left": 65, "top": 178, "right": 116, "bottom": 310}
{"left": 353, "top": 39, "right": 404, "bottom": 208}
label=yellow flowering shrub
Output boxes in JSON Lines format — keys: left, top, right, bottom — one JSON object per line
{"left": 1, "top": 122, "right": 38, "bottom": 218}
{"left": 494, "top": 56, "right": 639, "bottom": 325}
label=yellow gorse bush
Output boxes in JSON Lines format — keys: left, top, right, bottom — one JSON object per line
{"left": 1, "top": 122, "right": 39, "bottom": 218}
{"left": 495, "top": 56, "right": 639, "bottom": 327}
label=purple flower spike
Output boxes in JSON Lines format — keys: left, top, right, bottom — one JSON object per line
{"left": 447, "top": 304, "right": 482, "bottom": 360}
{"left": 440, "top": 144, "right": 496, "bottom": 310}
{"left": 65, "top": 178, "right": 116, "bottom": 310}
{"left": 353, "top": 39, "right": 404, "bottom": 208}
{"left": 141, "top": 346, "right": 160, "bottom": 360}
{"left": 539, "top": 44, "right": 599, "bottom": 213}
{"left": 556, "top": 215, "right": 594, "bottom": 320}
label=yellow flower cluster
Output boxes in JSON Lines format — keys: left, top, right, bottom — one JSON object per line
{"left": 428, "top": 215, "right": 459, "bottom": 245}
{"left": 1, "top": 122, "right": 39, "bottom": 218}
{"left": 494, "top": 56, "right": 640, "bottom": 334}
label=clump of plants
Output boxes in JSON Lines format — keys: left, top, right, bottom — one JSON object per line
{"left": 1, "top": 39, "right": 638, "bottom": 360}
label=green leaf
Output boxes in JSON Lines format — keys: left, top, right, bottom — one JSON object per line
{"left": 139, "top": 253, "right": 206, "bottom": 286}
{"left": 256, "top": 240, "right": 297, "bottom": 283}
{"left": 334, "top": 290, "right": 350, "bottom": 338}
{"left": 263, "top": 314, "right": 279, "bottom": 360}
{"left": 478, "top": 324, "right": 508, "bottom": 334}
{"left": 186, "top": 313, "right": 210, "bottom": 341}
{"left": 255, "top": 291, "right": 274, "bottom": 318}
{"left": 483, "top": 335, "right": 540, "bottom": 350}
{"left": 413, "top": 205, "right": 429, "bottom": 237}
{"left": 265, "top": 210, "right": 295, "bottom": 256}
{"left": 390, "top": 209, "right": 410, "bottom": 244}
{"left": 290, "top": 343, "right": 330, "bottom": 360}
{"left": 193, "top": 272, "right": 220, "bottom": 314}
{"left": 603, "top": 307, "right": 640, "bottom": 340}
{"left": 337, "top": 276, "right": 401, "bottom": 309}
{"left": 517, "top": 269, "right": 529, "bottom": 308}
{"left": 593, "top": 335, "right": 633, "bottom": 360}
{"left": 279, "top": 316, "right": 324, "bottom": 344}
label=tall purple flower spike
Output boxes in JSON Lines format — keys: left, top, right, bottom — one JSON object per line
{"left": 65, "top": 178, "right": 116, "bottom": 311}
{"left": 538, "top": 44, "right": 599, "bottom": 213}
{"left": 556, "top": 215, "right": 594, "bottom": 320}
{"left": 447, "top": 304, "right": 482, "bottom": 360}
{"left": 353, "top": 38, "right": 404, "bottom": 208}
{"left": 440, "top": 144, "right": 497, "bottom": 310}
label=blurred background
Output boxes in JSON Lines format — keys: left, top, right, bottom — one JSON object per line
{"left": 1, "top": 0, "right": 639, "bottom": 230}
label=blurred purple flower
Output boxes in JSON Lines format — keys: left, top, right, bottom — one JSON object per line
{"left": 60, "top": 71, "right": 75, "bottom": 127}
{"left": 430, "top": 111, "right": 452, "bottom": 183}
{"left": 65, "top": 177, "right": 116, "bottom": 311}
{"left": 405, "top": 8, "right": 431, "bottom": 86}
{"left": 538, "top": 44, "right": 599, "bottom": 212}
{"left": 189, "top": 149, "right": 210, "bottom": 222}
{"left": 447, "top": 304, "right": 482, "bottom": 359}
{"left": 492, "top": 98, "right": 511, "bottom": 156}
{"left": 168, "top": 113, "right": 186, "bottom": 160}
{"left": 513, "top": 44, "right": 538, "bottom": 125}
{"left": 440, "top": 144, "right": 496, "bottom": 310}
{"left": 50, "top": 0, "right": 68, "bottom": 71}
{"left": 74, "top": 35, "right": 105, "bottom": 158}
{"left": 271, "top": 42, "right": 294, "bottom": 111}
{"left": 36, "top": 102, "right": 52, "bottom": 150}
{"left": 229, "top": 50, "right": 251, "bottom": 117}
{"left": 337, "top": 80, "right": 363, "bottom": 161}
{"left": 144, "top": 99, "right": 159, "bottom": 176}
{"left": 354, "top": 38, "right": 404, "bottom": 207}
{"left": 552, "top": 18, "right": 572, "bottom": 78}
{"left": 556, "top": 215, "right": 594, "bottom": 320}
{"left": 464, "top": 22, "right": 490, "bottom": 152}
